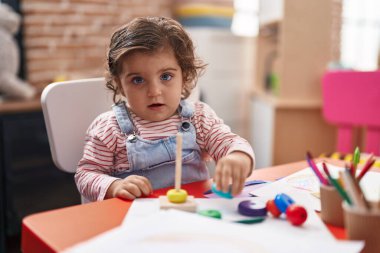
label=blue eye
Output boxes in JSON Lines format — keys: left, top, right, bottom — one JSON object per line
{"left": 161, "top": 73, "right": 172, "bottom": 81}
{"left": 132, "top": 76, "right": 144, "bottom": 85}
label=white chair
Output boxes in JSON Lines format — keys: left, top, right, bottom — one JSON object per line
{"left": 41, "top": 77, "right": 205, "bottom": 202}
{"left": 41, "top": 77, "right": 114, "bottom": 174}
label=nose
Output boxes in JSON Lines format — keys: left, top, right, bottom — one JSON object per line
{"left": 147, "top": 81, "right": 162, "bottom": 97}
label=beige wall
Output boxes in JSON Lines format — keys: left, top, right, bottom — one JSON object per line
{"left": 21, "top": 0, "right": 174, "bottom": 91}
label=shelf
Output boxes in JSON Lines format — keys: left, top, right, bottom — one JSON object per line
{"left": 254, "top": 0, "right": 342, "bottom": 101}
{"left": 0, "top": 97, "right": 41, "bottom": 114}
{"left": 251, "top": 90, "right": 322, "bottom": 109}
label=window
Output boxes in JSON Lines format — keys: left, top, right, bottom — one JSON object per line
{"left": 340, "top": 0, "right": 380, "bottom": 70}
{"left": 232, "top": 0, "right": 259, "bottom": 37}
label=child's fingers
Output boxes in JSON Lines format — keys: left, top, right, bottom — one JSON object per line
{"left": 237, "top": 175, "right": 245, "bottom": 193}
{"left": 221, "top": 165, "right": 231, "bottom": 192}
{"left": 238, "top": 168, "right": 246, "bottom": 191}
{"left": 213, "top": 164, "right": 222, "bottom": 190}
{"left": 231, "top": 181, "right": 239, "bottom": 196}
{"left": 230, "top": 167, "right": 240, "bottom": 195}
{"left": 123, "top": 183, "right": 143, "bottom": 197}
{"left": 231, "top": 170, "right": 245, "bottom": 195}
{"left": 115, "top": 189, "right": 136, "bottom": 200}
{"left": 140, "top": 176, "right": 153, "bottom": 193}
{"left": 131, "top": 176, "right": 153, "bottom": 196}
{"left": 229, "top": 166, "right": 237, "bottom": 194}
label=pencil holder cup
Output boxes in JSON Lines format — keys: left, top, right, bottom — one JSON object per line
{"left": 343, "top": 202, "right": 380, "bottom": 253}
{"left": 320, "top": 185, "right": 344, "bottom": 227}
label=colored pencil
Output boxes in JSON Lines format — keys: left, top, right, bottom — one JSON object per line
{"left": 356, "top": 154, "right": 375, "bottom": 182}
{"left": 351, "top": 147, "right": 360, "bottom": 177}
{"left": 306, "top": 152, "right": 329, "bottom": 185}
{"left": 323, "top": 163, "right": 352, "bottom": 205}
{"left": 322, "top": 162, "right": 332, "bottom": 179}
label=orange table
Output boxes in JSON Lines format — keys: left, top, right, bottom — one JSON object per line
{"left": 21, "top": 160, "right": 347, "bottom": 253}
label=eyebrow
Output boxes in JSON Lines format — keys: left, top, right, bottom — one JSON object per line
{"left": 125, "top": 67, "right": 179, "bottom": 78}
{"left": 125, "top": 72, "right": 140, "bottom": 78}
{"left": 160, "top": 67, "right": 178, "bottom": 73}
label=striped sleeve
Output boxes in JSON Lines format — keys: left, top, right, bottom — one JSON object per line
{"left": 75, "top": 111, "right": 128, "bottom": 201}
{"left": 192, "top": 101, "right": 255, "bottom": 168}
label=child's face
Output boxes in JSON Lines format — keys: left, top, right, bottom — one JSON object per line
{"left": 117, "top": 47, "right": 183, "bottom": 122}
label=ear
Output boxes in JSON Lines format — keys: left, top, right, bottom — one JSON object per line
{"left": 181, "top": 80, "right": 186, "bottom": 93}
{"left": 115, "top": 77, "right": 126, "bottom": 97}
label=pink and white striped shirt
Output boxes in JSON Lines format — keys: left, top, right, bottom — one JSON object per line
{"left": 75, "top": 101, "right": 254, "bottom": 201}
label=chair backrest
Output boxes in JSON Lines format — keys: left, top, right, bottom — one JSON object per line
{"left": 322, "top": 70, "right": 380, "bottom": 155}
{"left": 41, "top": 77, "right": 114, "bottom": 173}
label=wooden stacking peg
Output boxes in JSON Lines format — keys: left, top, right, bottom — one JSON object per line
{"left": 159, "top": 132, "right": 197, "bottom": 212}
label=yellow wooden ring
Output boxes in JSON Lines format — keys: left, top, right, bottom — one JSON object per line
{"left": 167, "top": 189, "right": 188, "bottom": 203}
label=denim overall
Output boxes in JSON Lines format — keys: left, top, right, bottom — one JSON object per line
{"left": 112, "top": 100, "right": 209, "bottom": 189}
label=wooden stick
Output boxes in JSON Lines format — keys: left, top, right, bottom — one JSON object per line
{"left": 175, "top": 132, "right": 183, "bottom": 191}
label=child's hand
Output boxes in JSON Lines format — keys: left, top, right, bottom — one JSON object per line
{"left": 106, "top": 175, "right": 153, "bottom": 200}
{"left": 213, "top": 152, "right": 252, "bottom": 196}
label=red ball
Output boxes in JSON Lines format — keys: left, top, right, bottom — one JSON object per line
{"left": 266, "top": 199, "right": 282, "bottom": 218}
{"left": 285, "top": 204, "right": 307, "bottom": 226}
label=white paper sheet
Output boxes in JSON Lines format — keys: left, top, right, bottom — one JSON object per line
{"left": 123, "top": 197, "right": 335, "bottom": 241}
{"left": 251, "top": 163, "right": 380, "bottom": 211}
{"left": 63, "top": 207, "right": 364, "bottom": 253}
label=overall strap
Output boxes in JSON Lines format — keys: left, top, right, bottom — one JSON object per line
{"left": 179, "top": 99, "right": 194, "bottom": 118}
{"left": 112, "top": 102, "right": 134, "bottom": 134}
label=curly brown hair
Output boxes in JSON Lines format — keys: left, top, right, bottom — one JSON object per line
{"left": 105, "top": 16, "right": 206, "bottom": 103}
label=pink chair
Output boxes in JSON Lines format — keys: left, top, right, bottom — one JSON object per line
{"left": 322, "top": 70, "right": 380, "bottom": 155}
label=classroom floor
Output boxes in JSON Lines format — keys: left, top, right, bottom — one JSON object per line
{"left": 7, "top": 235, "right": 21, "bottom": 253}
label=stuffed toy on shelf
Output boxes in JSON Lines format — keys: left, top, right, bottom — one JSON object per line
{"left": 0, "top": 3, "right": 36, "bottom": 100}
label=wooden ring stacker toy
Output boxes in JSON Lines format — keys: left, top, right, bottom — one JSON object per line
{"left": 167, "top": 189, "right": 188, "bottom": 203}
{"left": 159, "top": 133, "right": 197, "bottom": 212}
{"left": 238, "top": 200, "right": 267, "bottom": 217}
{"left": 267, "top": 193, "right": 308, "bottom": 226}
{"left": 211, "top": 183, "right": 233, "bottom": 199}
{"left": 274, "top": 193, "right": 295, "bottom": 213}
{"left": 236, "top": 200, "right": 267, "bottom": 224}
{"left": 198, "top": 209, "right": 222, "bottom": 219}
{"left": 266, "top": 199, "right": 282, "bottom": 218}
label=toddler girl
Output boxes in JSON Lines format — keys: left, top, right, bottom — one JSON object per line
{"left": 75, "top": 17, "right": 255, "bottom": 202}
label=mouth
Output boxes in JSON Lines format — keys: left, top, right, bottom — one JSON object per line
{"left": 148, "top": 103, "right": 165, "bottom": 109}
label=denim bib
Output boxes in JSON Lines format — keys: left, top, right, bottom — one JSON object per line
{"left": 112, "top": 100, "right": 209, "bottom": 189}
